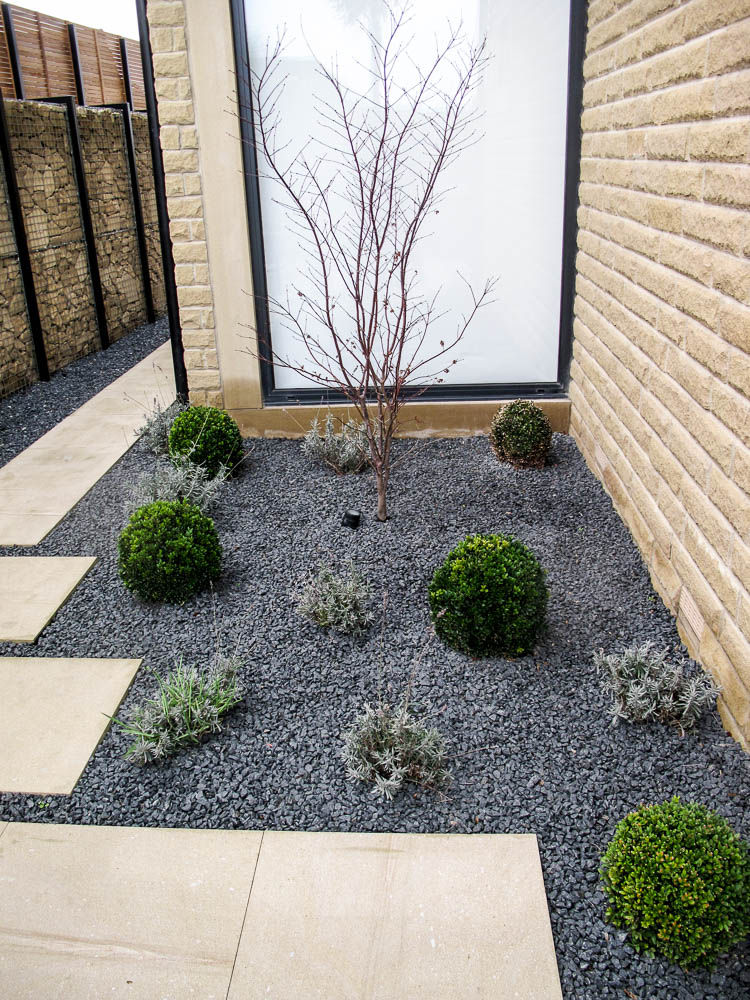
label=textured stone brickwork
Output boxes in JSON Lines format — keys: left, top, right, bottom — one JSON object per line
{"left": 571, "top": 0, "right": 750, "bottom": 745}
{"left": 78, "top": 107, "right": 147, "bottom": 342}
{"left": 132, "top": 112, "right": 168, "bottom": 316}
{"left": 146, "top": 0, "right": 223, "bottom": 407}
{"left": 5, "top": 100, "right": 99, "bottom": 376}
{"left": 0, "top": 165, "right": 35, "bottom": 396}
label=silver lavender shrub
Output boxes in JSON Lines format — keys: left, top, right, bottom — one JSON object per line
{"left": 138, "top": 398, "right": 186, "bottom": 457}
{"left": 297, "top": 564, "right": 374, "bottom": 634}
{"left": 126, "top": 454, "right": 229, "bottom": 515}
{"left": 594, "top": 642, "right": 720, "bottom": 731}
{"left": 302, "top": 412, "right": 369, "bottom": 473}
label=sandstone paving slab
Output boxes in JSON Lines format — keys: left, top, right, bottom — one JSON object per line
{"left": 0, "top": 823, "right": 262, "bottom": 1000}
{"left": 0, "top": 657, "right": 141, "bottom": 794}
{"left": 0, "top": 343, "right": 174, "bottom": 546}
{"left": 0, "top": 556, "right": 97, "bottom": 642}
{"left": 228, "top": 831, "right": 563, "bottom": 1000}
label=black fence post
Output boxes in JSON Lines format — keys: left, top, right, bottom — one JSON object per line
{"left": 103, "top": 101, "right": 155, "bottom": 322}
{"left": 136, "top": 0, "right": 188, "bottom": 401}
{"left": 119, "top": 38, "right": 134, "bottom": 110}
{"left": 43, "top": 96, "right": 109, "bottom": 349}
{"left": 1, "top": 5, "right": 24, "bottom": 100}
{"left": 0, "top": 94, "right": 48, "bottom": 380}
{"left": 68, "top": 25, "right": 86, "bottom": 105}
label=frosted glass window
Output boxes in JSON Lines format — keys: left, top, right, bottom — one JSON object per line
{"left": 245, "top": 0, "right": 571, "bottom": 388}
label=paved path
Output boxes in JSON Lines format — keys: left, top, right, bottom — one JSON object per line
{"left": 0, "top": 824, "right": 563, "bottom": 1000}
{"left": 0, "top": 342, "right": 174, "bottom": 545}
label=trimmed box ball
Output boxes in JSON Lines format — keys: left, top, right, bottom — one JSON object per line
{"left": 118, "top": 499, "right": 222, "bottom": 603}
{"left": 600, "top": 797, "right": 750, "bottom": 969}
{"left": 490, "top": 399, "right": 551, "bottom": 469}
{"left": 428, "top": 533, "right": 548, "bottom": 657}
{"left": 168, "top": 405, "right": 243, "bottom": 478}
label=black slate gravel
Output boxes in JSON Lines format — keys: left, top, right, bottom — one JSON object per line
{"left": 0, "top": 316, "right": 169, "bottom": 468}
{"left": 0, "top": 432, "right": 748, "bottom": 1000}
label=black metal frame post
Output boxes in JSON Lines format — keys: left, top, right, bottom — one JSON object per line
{"left": 2, "top": 5, "right": 23, "bottom": 100}
{"left": 0, "top": 93, "right": 48, "bottom": 379}
{"left": 119, "top": 37, "right": 134, "bottom": 109}
{"left": 136, "top": 0, "right": 188, "bottom": 400}
{"left": 68, "top": 24, "right": 86, "bottom": 105}
{"left": 99, "top": 100, "right": 155, "bottom": 322}
{"left": 41, "top": 96, "right": 109, "bottom": 349}
{"left": 230, "top": 0, "right": 586, "bottom": 406}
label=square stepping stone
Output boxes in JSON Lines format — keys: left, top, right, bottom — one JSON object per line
{"left": 0, "top": 823, "right": 262, "bottom": 999}
{"left": 0, "top": 657, "right": 141, "bottom": 795}
{"left": 0, "top": 557, "right": 97, "bottom": 642}
{"left": 229, "top": 831, "right": 563, "bottom": 999}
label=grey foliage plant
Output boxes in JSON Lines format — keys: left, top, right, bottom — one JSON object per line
{"left": 138, "top": 398, "right": 186, "bottom": 457}
{"left": 297, "top": 564, "right": 374, "bottom": 634}
{"left": 113, "top": 653, "right": 243, "bottom": 765}
{"left": 126, "top": 455, "right": 230, "bottom": 515}
{"left": 302, "top": 412, "right": 370, "bottom": 474}
{"left": 594, "top": 642, "right": 720, "bottom": 732}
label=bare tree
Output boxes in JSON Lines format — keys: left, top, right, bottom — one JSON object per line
{"left": 250, "top": 4, "right": 494, "bottom": 520}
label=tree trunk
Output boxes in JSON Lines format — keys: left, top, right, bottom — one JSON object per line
{"left": 376, "top": 472, "right": 388, "bottom": 521}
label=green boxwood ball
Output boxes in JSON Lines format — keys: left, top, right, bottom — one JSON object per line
{"left": 118, "top": 499, "right": 222, "bottom": 603}
{"left": 490, "top": 399, "right": 551, "bottom": 469}
{"left": 601, "top": 797, "right": 750, "bottom": 969}
{"left": 168, "top": 405, "right": 243, "bottom": 478}
{"left": 428, "top": 534, "right": 548, "bottom": 656}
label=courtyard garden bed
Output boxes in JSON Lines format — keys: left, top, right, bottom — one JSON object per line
{"left": 0, "top": 429, "right": 748, "bottom": 1000}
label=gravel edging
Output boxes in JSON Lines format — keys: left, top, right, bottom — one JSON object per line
{"left": 0, "top": 433, "right": 748, "bottom": 1000}
{"left": 0, "top": 316, "right": 169, "bottom": 468}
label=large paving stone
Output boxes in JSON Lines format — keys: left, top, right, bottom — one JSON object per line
{"left": 0, "top": 823, "right": 262, "bottom": 1000}
{"left": 229, "top": 830, "right": 563, "bottom": 999}
{"left": 0, "top": 657, "right": 141, "bottom": 794}
{"left": 0, "top": 556, "right": 96, "bottom": 642}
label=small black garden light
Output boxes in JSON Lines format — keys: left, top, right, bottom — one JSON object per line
{"left": 342, "top": 509, "right": 361, "bottom": 529}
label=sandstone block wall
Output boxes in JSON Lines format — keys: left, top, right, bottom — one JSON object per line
{"left": 0, "top": 101, "right": 166, "bottom": 398}
{"left": 571, "top": 0, "right": 750, "bottom": 745}
{"left": 146, "top": 0, "right": 223, "bottom": 407}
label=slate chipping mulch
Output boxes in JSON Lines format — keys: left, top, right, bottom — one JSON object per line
{"left": 0, "top": 315, "right": 169, "bottom": 468}
{"left": 0, "top": 430, "right": 748, "bottom": 1000}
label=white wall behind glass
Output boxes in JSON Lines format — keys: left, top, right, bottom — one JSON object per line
{"left": 245, "top": 0, "right": 571, "bottom": 388}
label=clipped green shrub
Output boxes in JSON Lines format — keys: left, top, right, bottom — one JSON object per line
{"left": 168, "top": 405, "right": 243, "bottom": 478}
{"left": 600, "top": 797, "right": 750, "bottom": 969}
{"left": 428, "top": 534, "right": 547, "bottom": 657}
{"left": 490, "top": 399, "right": 551, "bottom": 468}
{"left": 118, "top": 499, "right": 222, "bottom": 603}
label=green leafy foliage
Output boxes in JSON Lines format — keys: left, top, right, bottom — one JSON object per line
{"left": 601, "top": 797, "right": 750, "bottom": 969}
{"left": 428, "top": 534, "right": 548, "bottom": 656}
{"left": 595, "top": 642, "right": 720, "bottom": 731}
{"left": 118, "top": 499, "right": 222, "bottom": 603}
{"left": 168, "top": 405, "right": 243, "bottom": 478}
{"left": 342, "top": 700, "right": 450, "bottom": 800}
{"left": 302, "top": 412, "right": 370, "bottom": 473}
{"left": 297, "top": 564, "right": 373, "bottom": 634}
{"left": 490, "top": 399, "right": 552, "bottom": 469}
{"left": 113, "top": 655, "right": 243, "bottom": 764}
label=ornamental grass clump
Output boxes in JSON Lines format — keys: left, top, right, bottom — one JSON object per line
{"left": 168, "top": 405, "right": 243, "bottom": 478}
{"left": 342, "top": 701, "right": 450, "bottom": 800}
{"left": 297, "top": 564, "right": 373, "bottom": 634}
{"left": 428, "top": 534, "right": 548, "bottom": 657}
{"left": 302, "top": 412, "right": 370, "bottom": 473}
{"left": 490, "top": 399, "right": 551, "bottom": 468}
{"left": 600, "top": 797, "right": 750, "bottom": 969}
{"left": 118, "top": 499, "right": 222, "bottom": 603}
{"left": 595, "top": 642, "right": 719, "bottom": 731}
{"left": 114, "top": 654, "right": 243, "bottom": 764}
{"left": 127, "top": 455, "right": 230, "bottom": 515}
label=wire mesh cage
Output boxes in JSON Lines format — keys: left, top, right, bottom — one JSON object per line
{"left": 0, "top": 149, "right": 35, "bottom": 395}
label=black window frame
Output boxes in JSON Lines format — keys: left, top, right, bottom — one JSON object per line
{"left": 229, "top": 0, "right": 586, "bottom": 406}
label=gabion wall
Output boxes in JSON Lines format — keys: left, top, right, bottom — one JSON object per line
{"left": 0, "top": 101, "right": 166, "bottom": 398}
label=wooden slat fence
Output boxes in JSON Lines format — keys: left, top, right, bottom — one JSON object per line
{"left": 0, "top": 4, "right": 144, "bottom": 108}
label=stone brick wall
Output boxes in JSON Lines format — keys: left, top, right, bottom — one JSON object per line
{"left": 0, "top": 101, "right": 167, "bottom": 398}
{"left": 571, "top": 0, "right": 750, "bottom": 745}
{"left": 146, "top": 0, "right": 222, "bottom": 407}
